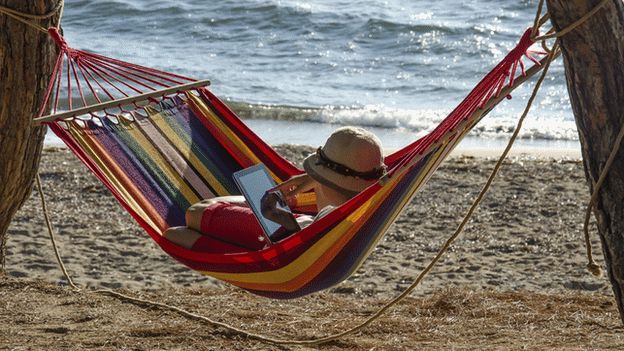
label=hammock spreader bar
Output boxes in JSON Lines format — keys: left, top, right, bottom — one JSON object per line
{"left": 37, "top": 27, "right": 543, "bottom": 298}
{"left": 34, "top": 80, "right": 212, "bottom": 124}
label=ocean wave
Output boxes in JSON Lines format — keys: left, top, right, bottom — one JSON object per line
{"left": 226, "top": 100, "right": 579, "bottom": 141}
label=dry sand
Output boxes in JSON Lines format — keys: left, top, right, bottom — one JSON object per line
{"left": 1, "top": 145, "right": 622, "bottom": 350}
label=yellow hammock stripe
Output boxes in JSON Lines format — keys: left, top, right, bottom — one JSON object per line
{"left": 68, "top": 125, "right": 161, "bottom": 232}
{"left": 147, "top": 110, "right": 231, "bottom": 196}
{"left": 119, "top": 116, "right": 201, "bottom": 205}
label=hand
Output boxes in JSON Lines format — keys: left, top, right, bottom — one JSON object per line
{"left": 260, "top": 191, "right": 281, "bottom": 217}
{"left": 271, "top": 174, "right": 317, "bottom": 207}
{"left": 260, "top": 192, "right": 300, "bottom": 233}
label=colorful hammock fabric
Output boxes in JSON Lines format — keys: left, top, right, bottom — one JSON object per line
{"left": 37, "top": 28, "right": 542, "bottom": 299}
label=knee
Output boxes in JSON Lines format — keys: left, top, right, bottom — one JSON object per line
{"left": 163, "top": 226, "right": 202, "bottom": 249}
{"left": 187, "top": 198, "right": 219, "bottom": 216}
{"left": 189, "top": 198, "right": 221, "bottom": 210}
{"left": 186, "top": 198, "right": 221, "bottom": 230}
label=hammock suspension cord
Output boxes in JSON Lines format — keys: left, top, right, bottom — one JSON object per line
{"left": 23, "top": 0, "right": 616, "bottom": 346}
{"left": 532, "top": 0, "right": 611, "bottom": 41}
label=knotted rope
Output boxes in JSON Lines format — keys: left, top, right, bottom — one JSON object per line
{"left": 29, "top": 0, "right": 616, "bottom": 346}
{"left": 0, "top": 1, "right": 64, "bottom": 32}
{"left": 533, "top": 0, "right": 611, "bottom": 41}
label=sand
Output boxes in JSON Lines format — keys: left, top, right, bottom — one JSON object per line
{"left": 1, "top": 145, "right": 621, "bottom": 350}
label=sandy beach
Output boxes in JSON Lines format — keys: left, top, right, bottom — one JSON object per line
{"left": 2, "top": 145, "right": 622, "bottom": 350}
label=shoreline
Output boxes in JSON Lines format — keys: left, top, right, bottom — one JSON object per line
{"left": 43, "top": 141, "right": 582, "bottom": 160}
{"left": 43, "top": 115, "right": 582, "bottom": 157}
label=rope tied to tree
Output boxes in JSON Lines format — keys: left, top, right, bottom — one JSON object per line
{"left": 535, "top": 0, "right": 619, "bottom": 278}
{"left": 0, "top": 0, "right": 64, "bottom": 33}
{"left": 533, "top": 0, "right": 611, "bottom": 41}
{"left": 583, "top": 121, "right": 624, "bottom": 277}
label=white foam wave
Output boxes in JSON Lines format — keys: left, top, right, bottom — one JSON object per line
{"left": 308, "top": 104, "right": 579, "bottom": 141}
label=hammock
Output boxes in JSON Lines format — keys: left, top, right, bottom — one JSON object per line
{"left": 36, "top": 27, "right": 543, "bottom": 299}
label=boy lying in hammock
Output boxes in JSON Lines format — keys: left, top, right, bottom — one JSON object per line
{"left": 164, "top": 126, "right": 386, "bottom": 253}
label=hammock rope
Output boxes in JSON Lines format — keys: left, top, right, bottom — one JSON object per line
{"left": 16, "top": 0, "right": 616, "bottom": 346}
{"left": 531, "top": 0, "right": 547, "bottom": 38}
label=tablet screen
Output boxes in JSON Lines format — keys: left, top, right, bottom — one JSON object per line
{"left": 233, "top": 164, "right": 291, "bottom": 240}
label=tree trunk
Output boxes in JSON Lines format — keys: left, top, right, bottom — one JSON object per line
{"left": 0, "top": 1, "right": 60, "bottom": 269}
{"left": 545, "top": 0, "right": 624, "bottom": 323}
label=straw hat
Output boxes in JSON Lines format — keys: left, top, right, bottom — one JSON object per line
{"left": 303, "top": 126, "right": 386, "bottom": 196}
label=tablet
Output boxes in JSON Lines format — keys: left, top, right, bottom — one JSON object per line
{"left": 232, "top": 164, "right": 292, "bottom": 241}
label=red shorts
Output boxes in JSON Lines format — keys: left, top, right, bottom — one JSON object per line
{"left": 191, "top": 202, "right": 268, "bottom": 253}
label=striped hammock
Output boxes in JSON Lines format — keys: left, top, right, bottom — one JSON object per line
{"left": 36, "top": 28, "right": 543, "bottom": 299}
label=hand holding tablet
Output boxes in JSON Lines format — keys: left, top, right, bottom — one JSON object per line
{"left": 260, "top": 191, "right": 300, "bottom": 233}
{"left": 233, "top": 164, "right": 299, "bottom": 243}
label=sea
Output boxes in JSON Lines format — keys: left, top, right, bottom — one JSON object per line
{"left": 46, "top": 0, "right": 579, "bottom": 151}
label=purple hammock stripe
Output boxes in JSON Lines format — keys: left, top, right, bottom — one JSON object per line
{"left": 103, "top": 117, "right": 193, "bottom": 213}
{"left": 96, "top": 119, "right": 187, "bottom": 228}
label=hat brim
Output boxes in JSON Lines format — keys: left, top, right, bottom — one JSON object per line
{"left": 303, "top": 154, "right": 375, "bottom": 197}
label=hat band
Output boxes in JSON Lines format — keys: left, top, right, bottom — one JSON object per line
{"left": 315, "top": 147, "right": 385, "bottom": 181}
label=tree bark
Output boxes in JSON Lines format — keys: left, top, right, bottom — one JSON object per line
{"left": 0, "top": 1, "right": 60, "bottom": 269}
{"left": 545, "top": 0, "right": 624, "bottom": 323}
